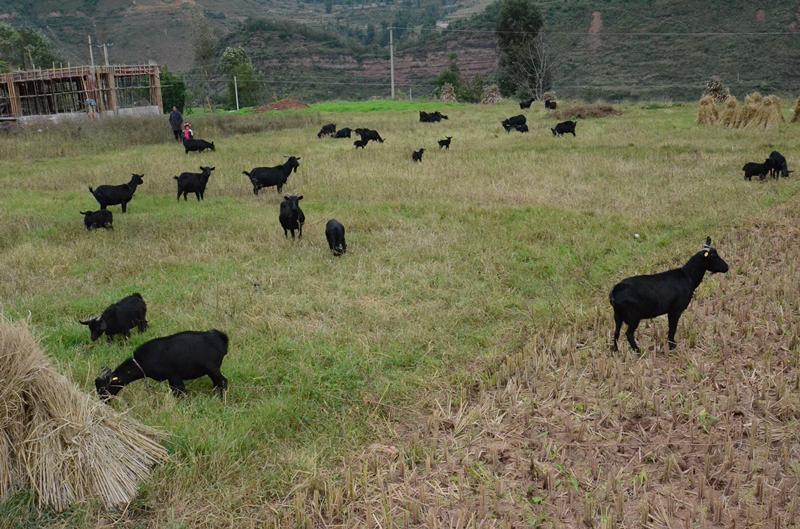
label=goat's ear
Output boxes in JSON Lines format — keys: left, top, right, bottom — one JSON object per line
{"left": 79, "top": 319, "right": 93, "bottom": 325}
{"left": 295, "top": 157, "right": 301, "bottom": 161}
{"left": 705, "top": 236, "right": 712, "bottom": 246}
{"left": 98, "top": 367, "right": 113, "bottom": 381}
{"left": 284, "top": 195, "right": 290, "bottom": 201}
{"left": 297, "top": 195, "right": 303, "bottom": 200}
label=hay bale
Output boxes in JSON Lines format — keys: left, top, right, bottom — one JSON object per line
{"left": 439, "top": 83, "right": 457, "bottom": 103}
{"left": 703, "top": 76, "right": 730, "bottom": 103}
{"left": 480, "top": 84, "right": 502, "bottom": 104}
{"left": 0, "top": 316, "right": 167, "bottom": 511}
{"left": 792, "top": 97, "right": 800, "bottom": 123}
{"left": 719, "top": 96, "right": 740, "bottom": 128}
{"left": 697, "top": 95, "right": 718, "bottom": 126}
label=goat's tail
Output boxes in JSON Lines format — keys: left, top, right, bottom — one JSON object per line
{"left": 173, "top": 176, "right": 179, "bottom": 180}
{"left": 88, "top": 186, "right": 95, "bottom": 196}
{"left": 242, "top": 171, "right": 251, "bottom": 177}
{"left": 211, "top": 329, "right": 230, "bottom": 353}
{"left": 80, "top": 211, "right": 91, "bottom": 215}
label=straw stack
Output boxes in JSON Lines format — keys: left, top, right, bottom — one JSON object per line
{"left": 738, "top": 92, "right": 763, "bottom": 128}
{"left": 792, "top": 97, "right": 800, "bottom": 123}
{"left": 0, "top": 316, "right": 167, "bottom": 511}
{"left": 718, "top": 96, "right": 740, "bottom": 128}
{"left": 697, "top": 95, "right": 718, "bottom": 125}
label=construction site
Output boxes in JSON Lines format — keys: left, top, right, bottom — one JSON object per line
{"left": 0, "top": 64, "right": 162, "bottom": 123}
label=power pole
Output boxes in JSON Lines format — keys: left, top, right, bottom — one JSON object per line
{"left": 234, "top": 76, "right": 240, "bottom": 111}
{"left": 102, "top": 43, "right": 110, "bottom": 66}
{"left": 389, "top": 28, "right": 395, "bottom": 99}
{"left": 88, "top": 35, "right": 95, "bottom": 69}
{"left": 25, "top": 47, "right": 35, "bottom": 70}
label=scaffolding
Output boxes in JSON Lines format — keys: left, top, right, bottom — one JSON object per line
{"left": 0, "top": 64, "right": 162, "bottom": 121}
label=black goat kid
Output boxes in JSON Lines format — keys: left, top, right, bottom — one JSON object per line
{"left": 175, "top": 166, "right": 215, "bottom": 201}
{"left": 279, "top": 195, "right": 305, "bottom": 239}
{"left": 610, "top": 237, "right": 729, "bottom": 353}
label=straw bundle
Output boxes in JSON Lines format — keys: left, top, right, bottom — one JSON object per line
{"left": 744, "top": 94, "right": 784, "bottom": 129}
{"left": 792, "top": 97, "right": 800, "bottom": 123}
{"left": 697, "top": 95, "right": 718, "bottom": 125}
{"left": 718, "top": 96, "right": 740, "bottom": 128}
{"left": 738, "top": 91, "right": 763, "bottom": 128}
{"left": 0, "top": 316, "right": 167, "bottom": 511}
{"left": 439, "top": 83, "right": 457, "bottom": 103}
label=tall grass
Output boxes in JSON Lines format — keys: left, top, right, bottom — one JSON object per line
{"left": 0, "top": 101, "right": 798, "bottom": 527}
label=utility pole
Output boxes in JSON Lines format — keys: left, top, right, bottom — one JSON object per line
{"left": 389, "top": 28, "right": 395, "bottom": 99}
{"left": 25, "top": 47, "right": 35, "bottom": 70}
{"left": 234, "top": 76, "right": 240, "bottom": 111}
{"left": 88, "top": 35, "right": 95, "bottom": 69}
{"left": 102, "top": 43, "right": 109, "bottom": 66}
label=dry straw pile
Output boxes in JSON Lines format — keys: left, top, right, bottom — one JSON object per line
{"left": 697, "top": 95, "right": 718, "bottom": 125}
{"left": 438, "top": 83, "right": 457, "bottom": 103}
{"left": 792, "top": 97, "right": 800, "bottom": 123}
{"left": 0, "top": 316, "right": 167, "bottom": 511}
{"left": 699, "top": 92, "right": 786, "bottom": 129}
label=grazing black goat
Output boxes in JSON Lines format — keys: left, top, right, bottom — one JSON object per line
{"left": 175, "top": 166, "right": 214, "bottom": 201}
{"left": 419, "top": 111, "right": 448, "bottom": 123}
{"left": 317, "top": 123, "right": 336, "bottom": 138}
{"left": 354, "top": 138, "right": 368, "bottom": 149}
{"left": 768, "top": 151, "right": 791, "bottom": 178}
{"left": 334, "top": 127, "right": 353, "bottom": 138}
{"left": 609, "top": 237, "right": 729, "bottom": 353}
{"left": 742, "top": 161, "right": 770, "bottom": 181}
{"left": 438, "top": 136, "right": 452, "bottom": 150}
{"left": 552, "top": 120, "right": 576, "bottom": 136}
{"left": 95, "top": 329, "right": 229, "bottom": 399}
{"left": 412, "top": 148, "right": 425, "bottom": 162}
{"left": 501, "top": 115, "right": 526, "bottom": 133}
{"left": 243, "top": 156, "right": 301, "bottom": 195}
{"left": 183, "top": 138, "right": 215, "bottom": 154}
{"left": 355, "top": 128, "right": 385, "bottom": 143}
{"left": 515, "top": 124, "right": 529, "bottom": 133}
{"left": 545, "top": 99, "right": 557, "bottom": 110}
{"left": 279, "top": 195, "right": 305, "bottom": 238}
{"left": 519, "top": 98, "right": 534, "bottom": 109}
{"left": 325, "top": 219, "right": 347, "bottom": 256}
{"left": 80, "top": 210, "right": 113, "bottom": 230}
{"left": 89, "top": 173, "right": 144, "bottom": 213}
{"left": 80, "top": 293, "right": 147, "bottom": 343}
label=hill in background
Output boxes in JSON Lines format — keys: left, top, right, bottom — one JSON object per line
{"left": 1, "top": 0, "right": 799, "bottom": 102}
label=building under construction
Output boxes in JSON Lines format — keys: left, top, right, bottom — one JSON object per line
{"left": 0, "top": 64, "right": 162, "bottom": 123}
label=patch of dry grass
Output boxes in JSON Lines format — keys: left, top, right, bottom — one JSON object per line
{"left": 273, "top": 197, "right": 800, "bottom": 528}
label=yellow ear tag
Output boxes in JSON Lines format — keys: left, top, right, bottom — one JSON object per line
{"left": 111, "top": 377, "right": 120, "bottom": 383}
{"left": 703, "top": 251, "right": 709, "bottom": 257}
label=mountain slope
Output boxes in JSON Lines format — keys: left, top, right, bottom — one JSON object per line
{"left": 1, "top": 0, "right": 799, "bottom": 101}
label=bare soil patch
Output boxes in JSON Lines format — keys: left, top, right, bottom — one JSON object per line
{"left": 256, "top": 98, "right": 310, "bottom": 112}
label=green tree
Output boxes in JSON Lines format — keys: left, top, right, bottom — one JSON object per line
{"left": 221, "top": 47, "right": 263, "bottom": 109}
{"left": 495, "top": 0, "right": 543, "bottom": 95}
{"left": 160, "top": 66, "right": 187, "bottom": 113}
{"left": 0, "top": 22, "right": 61, "bottom": 70}
{"left": 435, "top": 53, "right": 462, "bottom": 94}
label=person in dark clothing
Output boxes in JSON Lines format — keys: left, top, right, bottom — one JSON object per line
{"left": 169, "top": 106, "right": 183, "bottom": 142}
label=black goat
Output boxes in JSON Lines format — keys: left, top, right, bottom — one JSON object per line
{"left": 80, "top": 293, "right": 147, "bottom": 343}
{"left": 183, "top": 138, "right": 215, "bottom": 154}
{"left": 742, "top": 161, "right": 770, "bottom": 181}
{"left": 610, "top": 237, "right": 729, "bottom": 353}
{"left": 412, "top": 148, "right": 425, "bottom": 162}
{"left": 545, "top": 99, "right": 557, "bottom": 110}
{"left": 317, "top": 123, "right": 336, "bottom": 138}
{"left": 243, "top": 156, "right": 301, "bottom": 195}
{"left": 334, "top": 127, "right": 353, "bottom": 138}
{"left": 768, "top": 151, "right": 791, "bottom": 178}
{"left": 175, "top": 166, "right": 215, "bottom": 201}
{"left": 355, "top": 128, "right": 385, "bottom": 143}
{"left": 95, "top": 330, "right": 229, "bottom": 399}
{"left": 89, "top": 173, "right": 144, "bottom": 213}
{"left": 325, "top": 219, "right": 347, "bottom": 256}
{"left": 501, "top": 115, "right": 526, "bottom": 133}
{"left": 438, "top": 136, "right": 452, "bottom": 150}
{"left": 354, "top": 138, "right": 368, "bottom": 149}
{"left": 519, "top": 98, "right": 534, "bottom": 109}
{"left": 419, "top": 111, "right": 448, "bottom": 123}
{"left": 80, "top": 210, "right": 113, "bottom": 230}
{"left": 552, "top": 120, "right": 576, "bottom": 136}
{"left": 279, "top": 195, "right": 305, "bottom": 239}
{"left": 515, "top": 124, "right": 529, "bottom": 133}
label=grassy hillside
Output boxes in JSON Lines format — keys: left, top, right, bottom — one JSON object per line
{"left": 0, "top": 101, "right": 799, "bottom": 527}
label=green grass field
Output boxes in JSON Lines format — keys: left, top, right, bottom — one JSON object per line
{"left": 1, "top": 101, "right": 798, "bottom": 528}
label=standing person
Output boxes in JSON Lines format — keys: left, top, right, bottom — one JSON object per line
{"left": 169, "top": 106, "right": 183, "bottom": 142}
